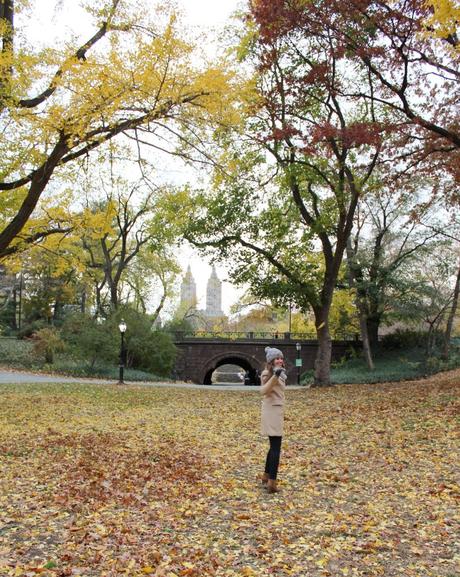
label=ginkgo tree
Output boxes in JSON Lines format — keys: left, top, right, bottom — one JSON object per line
{"left": 0, "top": 0, "right": 234, "bottom": 259}
{"left": 425, "top": 0, "right": 460, "bottom": 44}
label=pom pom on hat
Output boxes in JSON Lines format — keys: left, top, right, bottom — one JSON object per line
{"left": 265, "top": 346, "right": 284, "bottom": 363}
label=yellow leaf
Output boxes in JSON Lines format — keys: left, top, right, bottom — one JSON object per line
{"left": 241, "top": 568, "right": 257, "bottom": 576}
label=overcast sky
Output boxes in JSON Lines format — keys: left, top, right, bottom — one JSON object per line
{"left": 173, "top": 0, "right": 245, "bottom": 316}
{"left": 176, "top": 0, "right": 245, "bottom": 315}
{"left": 181, "top": 0, "right": 241, "bottom": 26}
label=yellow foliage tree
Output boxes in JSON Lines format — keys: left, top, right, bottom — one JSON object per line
{"left": 290, "top": 290, "right": 359, "bottom": 339}
{"left": 425, "top": 0, "right": 460, "bottom": 44}
{"left": 0, "top": 0, "right": 235, "bottom": 259}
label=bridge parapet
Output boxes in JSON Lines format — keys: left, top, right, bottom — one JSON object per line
{"left": 172, "top": 330, "right": 359, "bottom": 342}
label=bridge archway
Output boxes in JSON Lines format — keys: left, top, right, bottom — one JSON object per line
{"left": 202, "top": 353, "right": 262, "bottom": 385}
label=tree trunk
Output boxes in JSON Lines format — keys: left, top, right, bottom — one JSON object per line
{"left": 0, "top": 0, "right": 14, "bottom": 55}
{"left": 95, "top": 285, "right": 104, "bottom": 317}
{"left": 53, "top": 299, "right": 62, "bottom": 323}
{"left": 152, "top": 291, "right": 167, "bottom": 325}
{"left": 11, "top": 285, "right": 17, "bottom": 330}
{"left": 367, "top": 315, "right": 381, "bottom": 349}
{"left": 313, "top": 306, "right": 333, "bottom": 386}
{"left": 0, "top": 139, "right": 67, "bottom": 258}
{"left": 314, "top": 321, "right": 332, "bottom": 386}
{"left": 367, "top": 230, "right": 385, "bottom": 348}
{"left": 442, "top": 260, "right": 460, "bottom": 360}
{"left": 311, "top": 229, "right": 354, "bottom": 386}
{"left": 80, "top": 287, "right": 86, "bottom": 314}
{"left": 346, "top": 239, "right": 374, "bottom": 370}
{"left": 426, "top": 322, "right": 435, "bottom": 356}
{"left": 109, "top": 281, "right": 118, "bottom": 309}
{"left": 358, "top": 309, "right": 375, "bottom": 370}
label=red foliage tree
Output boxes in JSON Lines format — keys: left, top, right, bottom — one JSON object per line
{"left": 251, "top": 0, "right": 460, "bottom": 189}
{"left": 234, "top": 0, "right": 405, "bottom": 384}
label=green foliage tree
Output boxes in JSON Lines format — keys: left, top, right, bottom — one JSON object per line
{"left": 61, "top": 313, "right": 117, "bottom": 369}
{"left": 346, "top": 184, "right": 444, "bottom": 349}
{"left": 388, "top": 241, "right": 459, "bottom": 355}
{"left": 185, "top": 7, "right": 389, "bottom": 385}
{"left": 106, "top": 307, "right": 176, "bottom": 377}
{"left": 78, "top": 176, "right": 181, "bottom": 313}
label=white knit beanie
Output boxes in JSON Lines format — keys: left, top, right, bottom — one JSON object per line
{"left": 265, "top": 346, "right": 284, "bottom": 363}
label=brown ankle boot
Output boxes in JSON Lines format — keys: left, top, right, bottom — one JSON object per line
{"left": 267, "top": 479, "right": 280, "bottom": 493}
{"left": 261, "top": 472, "right": 269, "bottom": 485}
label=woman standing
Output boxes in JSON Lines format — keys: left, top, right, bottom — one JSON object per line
{"left": 260, "top": 346, "right": 287, "bottom": 494}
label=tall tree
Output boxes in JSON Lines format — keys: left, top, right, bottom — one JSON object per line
{"left": 185, "top": 0, "right": 397, "bottom": 385}
{"left": 391, "top": 241, "right": 459, "bottom": 355}
{"left": 442, "top": 257, "right": 460, "bottom": 358}
{"left": 0, "top": 0, "right": 233, "bottom": 259}
{"left": 346, "top": 182, "right": 443, "bottom": 348}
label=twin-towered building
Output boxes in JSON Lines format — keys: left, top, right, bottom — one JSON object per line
{"left": 180, "top": 264, "right": 225, "bottom": 321}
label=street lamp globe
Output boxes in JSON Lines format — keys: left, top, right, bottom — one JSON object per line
{"left": 118, "top": 320, "right": 127, "bottom": 385}
{"left": 296, "top": 342, "right": 301, "bottom": 351}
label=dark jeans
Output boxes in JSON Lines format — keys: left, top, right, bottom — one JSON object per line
{"left": 264, "top": 435, "right": 282, "bottom": 480}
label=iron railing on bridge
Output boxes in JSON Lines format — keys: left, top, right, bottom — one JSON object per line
{"left": 171, "top": 330, "right": 360, "bottom": 341}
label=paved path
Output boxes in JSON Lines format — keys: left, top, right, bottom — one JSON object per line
{"left": 0, "top": 368, "right": 304, "bottom": 391}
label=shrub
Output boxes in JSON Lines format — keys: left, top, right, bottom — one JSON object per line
{"left": 106, "top": 308, "right": 176, "bottom": 377}
{"left": 17, "top": 320, "right": 48, "bottom": 339}
{"left": 32, "top": 327, "right": 66, "bottom": 364}
{"left": 380, "top": 329, "right": 441, "bottom": 350}
{"left": 61, "top": 308, "right": 176, "bottom": 377}
{"left": 0, "top": 300, "right": 17, "bottom": 335}
{"left": 0, "top": 337, "right": 35, "bottom": 367}
{"left": 422, "top": 345, "right": 460, "bottom": 374}
{"left": 61, "top": 313, "right": 118, "bottom": 368}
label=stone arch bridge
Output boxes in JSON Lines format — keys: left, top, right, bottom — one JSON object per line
{"left": 173, "top": 332, "right": 360, "bottom": 384}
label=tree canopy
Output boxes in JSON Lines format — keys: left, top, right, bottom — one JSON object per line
{"left": 0, "top": 0, "right": 235, "bottom": 258}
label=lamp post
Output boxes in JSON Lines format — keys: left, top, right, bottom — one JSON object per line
{"left": 296, "top": 342, "right": 302, "bottom": 385}
{"left": 118, "top": 319, "right": 127, "bottom": 385}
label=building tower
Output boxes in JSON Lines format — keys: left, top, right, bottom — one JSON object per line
{"left": 180, "top": 265, "right": 197, "bottom": 310}
{"left": 205, "top": 265, "right": 224, "bottom": 318}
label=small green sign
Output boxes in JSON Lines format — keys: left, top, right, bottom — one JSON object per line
{"left": 296, "top": 358, "right": 303, "bottom": 367}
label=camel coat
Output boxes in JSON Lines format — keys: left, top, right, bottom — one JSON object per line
{"left": 260, "top": 369, "right": 286, "bottom": 437}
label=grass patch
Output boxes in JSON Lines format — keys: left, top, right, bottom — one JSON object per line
{"left": 302, "top": 346, "right": 460, "bottom": 385}
{"left": 0, "top": 337, "right": 36, "bottom": 368}
{"left": 0, "top": 373, "right": 458, "bottom": 576}
{"left": 48, "top": 358, "right": 164, "bottom": 382}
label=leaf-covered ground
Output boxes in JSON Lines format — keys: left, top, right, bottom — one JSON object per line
{"left": 0, "top": 370, "right": 459, "bottom": 577}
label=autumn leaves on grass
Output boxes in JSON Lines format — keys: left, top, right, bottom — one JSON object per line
{"left": 0, "top": 376, "right": 459, "bottom": 576}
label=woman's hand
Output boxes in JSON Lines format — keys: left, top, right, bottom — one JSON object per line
{"left": 273, "top": 367, "right": 287, "bottom": 380}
